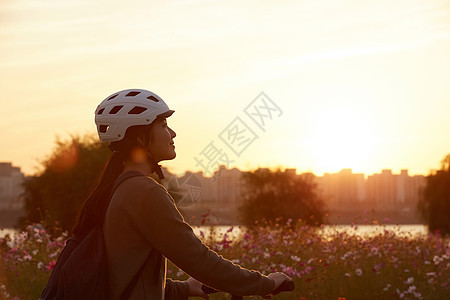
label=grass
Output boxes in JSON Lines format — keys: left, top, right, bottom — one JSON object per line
{"left": 1, "top": 221, "right": 449, "bottom": 300}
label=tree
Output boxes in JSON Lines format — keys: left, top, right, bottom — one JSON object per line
{"left": 239, "top": 168, "right": 325, "bottom": 226}
{"left": 418, "top": 153, "right": 450, "bottom": 236}
{"left": 22, "top": 135, "right": 111, "bottom": 232}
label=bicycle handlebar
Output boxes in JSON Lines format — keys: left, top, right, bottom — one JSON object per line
{"left": 201, "top": 279, "right": 295, "bottom": 299}
{"left": 272, "top": 279, "right": 295, "bottom": 295}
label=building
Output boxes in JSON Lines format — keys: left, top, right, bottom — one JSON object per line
{"left": 213, "top": 165, "right": 243, "bottom": 206}
{"left": 367, "top": 169, "right": 425, "bottom": 210}
{"left": 317, "top": 169, "right": 366, "bottom": 209}
{"left": 0, "top": 162, "right": 25, "bottom": 210}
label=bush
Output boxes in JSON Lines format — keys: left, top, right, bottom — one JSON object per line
{"left": 239, "top": 168, "right": 325, "bottom": 226}
{"left": 21, "top": 135, "right": 111, "bottom": 233}
{"left": 418, "top": 153, "right": 450, "bottom": 236}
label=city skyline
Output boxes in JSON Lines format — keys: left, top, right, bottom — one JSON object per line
{"left": 0, "top": 161, "right": 426, "bottom": 223}
{"left": 0, "top": 159, "right": 442, "bottom": 179}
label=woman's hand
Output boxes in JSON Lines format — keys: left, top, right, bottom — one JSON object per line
{"left": 186, "top": 277, "right": 209, "bottom": 299}
{"left": 267, "top": 272, "right": 292, "bottom": 295}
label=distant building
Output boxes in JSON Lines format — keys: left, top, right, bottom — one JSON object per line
{"left": 397, "top": 169, "right": 425, "bottom": 208}
{"left": 213, "top": 165, "right": 243, "bottom": 206}
{"left": 317, "top": 169, "right": 366, "bottom": 209}
{"left": 367, "top": 169, "right": 397, "bottom": 208}
{"left": 0, "top": 162, "right": 25, "bottom": 210}
{"left": 367, "top": 169, "right": 425, "bottom": 210}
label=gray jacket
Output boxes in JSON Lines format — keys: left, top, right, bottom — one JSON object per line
{"left": 103, "top": 172, "right": 274, "bottom": 300}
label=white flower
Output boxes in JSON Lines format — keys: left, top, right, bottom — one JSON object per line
{"left": 344, "top": 273, "right": 351, "bottom": 277}
{"left": 355, "top": 268, "right": 362, "bottom": 276}
{"left": 37, "top": 262, "right": 44, "bottom": 269}
{"left": 408, "top": 285, "right": 416, "bottom": 293}
{"left": 433, "top": 255, "right": 443, "bottom": 265}
{"left": 383, "top": 283, "right": 391, "bottom": 291}
{"left": 424, "top": 260, "right": 430, "bottom": 265}
{"left": 32, "top": 249, "right": 38, "bottom": 256}
{"left": 406, "top": 277, "right": 414, "bottom": 284}
{"left": 426, "top": 272, "right": 436, "bottom": 277}
{"left": 397, "top": 289, "right": 405, "bottom": 298}
{"left": 23, "top": 254, "right": 32, "bottom": 261}
{"left": 291, "top": 255, "right": 301, "bottom": 262}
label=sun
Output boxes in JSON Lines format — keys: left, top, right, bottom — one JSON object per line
{"left": 306, "top": 107, "right": 378, "bottom": 174}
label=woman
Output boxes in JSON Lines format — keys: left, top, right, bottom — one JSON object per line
{"left": 72, "top": 89, "right": 290, "bottom": 299}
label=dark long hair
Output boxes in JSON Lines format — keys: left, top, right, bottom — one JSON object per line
{"left": 72, "top": 123, "right": 157, "bottom": 238}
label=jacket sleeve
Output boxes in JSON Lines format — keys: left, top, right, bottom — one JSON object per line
{"left": 165, "top": 278, "right": 189, "bottom": 300}
{"left": 136, "top": 184, "right": 275, "bottom": 297}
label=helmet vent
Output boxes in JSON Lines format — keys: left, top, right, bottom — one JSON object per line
{"left": 99, "top": 125, "right": 109, "bottom": 133}
{"left": 97, "top": 108, "right": 105, "bottom": 115}
{"left": 147, "top": 96, "right": 159, "bottom": 102}
{"left": 107, "top": 94, "right": 118, "bottom": 101}
{"left": 109, "top": 105, "right": 124, "bottom": 114}
{"left": 125, "top": 91, "right": 141, "bottom": 97}
{"left": 128, "top": 106, "right": 147, "bottom": 114}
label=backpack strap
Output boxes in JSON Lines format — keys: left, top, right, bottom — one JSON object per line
{"left": 112, "top": 170, "right": 146, "bottom": 192}
{"left": 120, "top": 255, "right": 151, "bottom": 300}
{"left": 109, "top": 170, "right": 151, "bottom": 300}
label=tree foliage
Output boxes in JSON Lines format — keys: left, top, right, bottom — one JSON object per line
{"left": 418, "top": 153, "right": 450, "bottom": 236}
{"left": 21, "top": 135, "right": 111, "bottom": 232}
{"left": 239, "top": 168, "right": 325, "bottom": 226}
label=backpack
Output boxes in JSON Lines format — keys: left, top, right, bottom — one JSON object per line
{"left": 40, "top": 171, "right": 144, "bottom": 300}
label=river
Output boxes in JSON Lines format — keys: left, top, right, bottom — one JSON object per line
{"left": 1, "top": 225, "right": 428, "bottom": 239}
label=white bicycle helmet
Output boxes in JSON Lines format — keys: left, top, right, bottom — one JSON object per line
{"left": 95, "top": 89, "right": 174, "bottom": 142}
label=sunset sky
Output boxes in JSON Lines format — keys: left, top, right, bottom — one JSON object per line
{"left": 1, "top": 0, "right": 449, "bottom": 177}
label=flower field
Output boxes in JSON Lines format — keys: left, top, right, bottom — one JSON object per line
{"left": 1, "top": 221, "right": 449, "bottom": 300}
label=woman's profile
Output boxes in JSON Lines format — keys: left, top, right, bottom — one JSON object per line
{"left": 72, "top": 89, "right": 291, "bottom": 299}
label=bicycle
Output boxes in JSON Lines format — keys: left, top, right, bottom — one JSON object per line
{"left": 201, "top": 279, "right": 295, "bottom": 299}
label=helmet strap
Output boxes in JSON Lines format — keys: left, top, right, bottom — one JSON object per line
{"left": 146, "top": 153, "right": 164, "bottom": 180}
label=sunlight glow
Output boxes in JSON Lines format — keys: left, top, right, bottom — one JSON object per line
{"left": 307, "top": 108, "right": 377, "bottom": 173}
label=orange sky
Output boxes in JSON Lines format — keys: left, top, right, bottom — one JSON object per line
{"left": 1, "top": 0, "right": 449, "bottom": 177}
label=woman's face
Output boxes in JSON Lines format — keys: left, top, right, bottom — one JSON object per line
{"left": 148, "top": 117, "right": 176, "bottom": 162}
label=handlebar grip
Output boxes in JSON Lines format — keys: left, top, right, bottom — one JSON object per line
{"left": 272, "top": 279, "right": 295, "bottom": 295}
{"left": 201, "top": 280, "right": 295, "bottom": 298}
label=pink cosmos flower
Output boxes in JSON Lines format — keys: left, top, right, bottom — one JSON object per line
{"left": 46, "top": 260, "right": 56, "bottom": 271}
